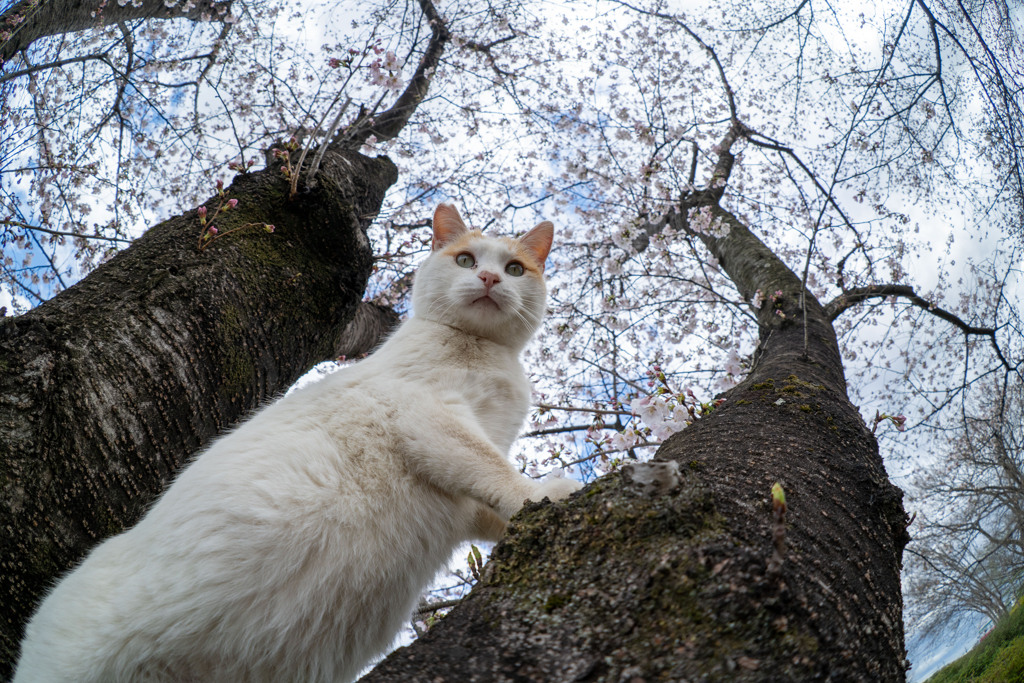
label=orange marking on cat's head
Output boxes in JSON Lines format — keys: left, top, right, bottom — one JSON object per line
{"left": 489, "top": 237, "right": 542, "bottom": 276}
{"left": 431, "top": 203, "right": 554, "bottom": 272}
{"left": 438, "top": 230, "right": 486, "bottom": 258}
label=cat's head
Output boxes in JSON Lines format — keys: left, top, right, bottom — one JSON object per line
{"left": 412, "top": 203, "right": 553, "bottom": 349}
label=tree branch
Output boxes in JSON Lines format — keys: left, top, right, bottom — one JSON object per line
{"left": 0, "top": 0, "right": 231, "bottom": 66}
{"left": 339, "top": 0, "right": 449, "bottom": 148}
{"left": 333, "top": 301, "right": 399, "bottom": 360}
{"left": 825, "top": 283, "right": 1017, "bottom": 374}
{"left": 1, "top": 219, "right": 133, "bottom": 244}
{"left": 415, "top": 598, "right": 463, "bottom": 616}
{"left": 0, "top": 50, "right": 110, "bottom": 83}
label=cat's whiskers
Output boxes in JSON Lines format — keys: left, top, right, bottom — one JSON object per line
{"left": 427, "top": 293, "right": 462, "bottom": 322}
{"left": 507, "top": 301, "right": 533, "bottom": 330}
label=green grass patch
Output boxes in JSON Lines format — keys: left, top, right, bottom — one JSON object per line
{"left": 927, "top": 600, "right": 1024, "bottom": 682}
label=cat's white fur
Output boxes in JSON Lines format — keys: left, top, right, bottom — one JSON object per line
{"left": 14, "top": 203, "right": 581, "bottom": 683}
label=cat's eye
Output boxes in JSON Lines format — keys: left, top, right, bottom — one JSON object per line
{"left": 505, "top": 262, "right": 525, "bottom": 277}
{"left": 455, "top": 253, "right": 475, "bottom": 268}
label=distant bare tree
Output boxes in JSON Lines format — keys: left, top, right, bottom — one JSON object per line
{"left": 907, "top": 376, "right": 1024, "bottom": 635}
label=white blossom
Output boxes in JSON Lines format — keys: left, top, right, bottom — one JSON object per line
{"left": 609, "top": 428, "right": 640, "bottom": 451}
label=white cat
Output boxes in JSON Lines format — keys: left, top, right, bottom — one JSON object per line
{"left": 14, "top": 203, "right": 581, "bottom": 683}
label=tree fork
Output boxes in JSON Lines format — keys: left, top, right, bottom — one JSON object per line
{"left": 0, "top": 150, "right": 397, "bottom": 673}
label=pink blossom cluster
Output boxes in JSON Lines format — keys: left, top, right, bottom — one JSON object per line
{"left": 630, "top": 394, "right": 692, "bottom": 441}
{"left": 608, "top": 381, "right": 726, "bottom": 451}
{"left": 0, "top": 9, "right": 25, "bottom": 45}
{"left": 687, "top": 206, "right": 730, "bottom": 239}
{"left": 369, "top": 51, "right": 404, "bottom": 94}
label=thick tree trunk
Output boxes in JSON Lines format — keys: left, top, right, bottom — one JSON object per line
{"left": 0, "top": 150, "right": 397, "bottom": 673}
{"left": 362, "top": 204, "right": 910, "bottom": 681}
{"left": 0, "top": 0, "right": 230, "bottom": 65}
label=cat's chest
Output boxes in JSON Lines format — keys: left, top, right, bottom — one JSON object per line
{"left": 447, "top": 368, "right": 530, "bottom": 450}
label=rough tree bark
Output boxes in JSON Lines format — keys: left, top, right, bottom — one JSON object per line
{"left": 0, "top": 0, "right": 231, "bottom": 66}
{"left": 361, "top": 199, "right": 910, "bottom": 680}
{"left": 0, "top": 150, "right": 399, "bottom": 673}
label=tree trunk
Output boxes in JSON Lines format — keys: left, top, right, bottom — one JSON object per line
{"left": 0, "top": 0, "right": 229, "bottom": 65}
{"left": 0, "top": 149, "right": 398, "bottom": 674}
{"left": 362, "top": 203, "right": 911, "bottom": 681}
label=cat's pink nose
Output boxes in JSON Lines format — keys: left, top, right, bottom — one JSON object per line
{"left": 478, "top": 270, "right": 501, "bottom": 291}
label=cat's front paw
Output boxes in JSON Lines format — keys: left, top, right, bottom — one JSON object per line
{"left": 530, "top": 476, "right": 583, "bottom": 504}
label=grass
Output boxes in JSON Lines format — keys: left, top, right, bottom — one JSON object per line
{"left": 927, "top": 600, "right": 1024, "bottom": 682}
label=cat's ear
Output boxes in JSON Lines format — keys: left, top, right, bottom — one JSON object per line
{"left": 518, "top": 221, "right": 554, "bottom": 271}
{"left": 432, "top": 203, "right": 469, "bottom": 250}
